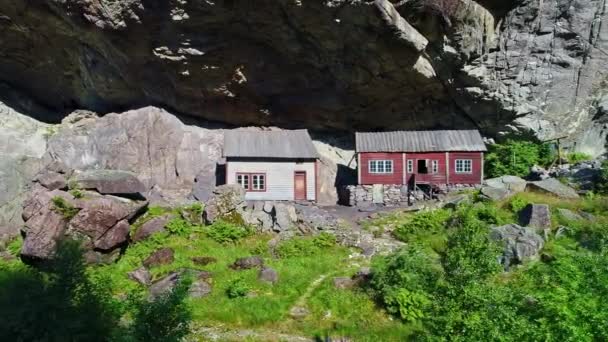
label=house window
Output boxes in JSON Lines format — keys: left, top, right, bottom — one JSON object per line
{"left": 417, "top": 160, "right": 428, "bottom": 174}
{"left": 455, "top": 159, "right": 473, "bottom": 173}
{"left": 407, "top": 159, "right": 414, "bottom": 173}
{"left": 369, "top": 160, "right": 393, "bottom": 174}
{"left": 252, "top": 174, "right": 266, "bottom": 191}
{"left": 237, "top": 173, "right": 266, "bottom": 191}
{"left": 432, "top": 160, "right": 439, "bottom": 174}
{"left": 237, "top": 174, "right": 249, "bottom": 190}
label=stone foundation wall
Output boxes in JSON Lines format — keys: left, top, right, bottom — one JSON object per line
{"left": 343, "top": 184, "right": 481, "bottom": 207}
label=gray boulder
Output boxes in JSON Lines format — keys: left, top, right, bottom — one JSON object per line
{"left": 34, "top": 170, "right": 67, "bottom": 190}
{"left": 231, "top": 256, "right": 264, "bottom": 270}
{"left": 204, "top": 185, "right": 246, "bottom": 224}
{"left": 519, "top": 204, "right": 552, "bottom": 231}
{"left": 273, "top": 203, "right": 297, "bottom": 231}
{"left": 526, "top": 178, "right": 579, "bottom": 199}
{"left": 333, "top": 277, "right": 355, "bottom": 290}
{"left": 69, "top": 169, "right": 146, "bottom": 196}
{"left": 132, "top": 214, "right": 172, "bottom": 242}
{"left": 556, "top": 208, "right": 583, "bottom": 222}
{"left": 296, "top": 204, "right": 340, "bottom": 231}
{"left": 143, "top": 247, "right": 175, "bottom": 268}
{"left": 149, "top": 272, "right": 181, "bottom": 299}
{"left": 128, "top": 267, "right": 152, "bottom": 286}
{"left": 189, "top": 280, "right": 212, "bottom": 298}
{"left": 484, "top": 176, "right": 527, "bottom": 193}
{"left": 491, "top": 224, "right": 545, "bottom": 269}
{"left": 480, "top": 186, "right": 511, "bottom": 201}
{"left": 258, "top": 267, "right": 279, "bottom": 284}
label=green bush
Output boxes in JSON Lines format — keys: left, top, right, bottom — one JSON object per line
{"left": 205, "top": 220, "right": 251, "bottom": 244}
{"left": 51, "top": 196, "right": 80, "bottom": 219}
{"left": 384, "top": 288, "right": 430, "bottom": 322}
{"left": 508, "top": 195, "right": 530, "bottom": 213}
{"left": 566, "top": 152, "right": 592, "bottom": 164}
{"left": 393, "top": 209, "right": 451, "bottom": 242}
{"left": 485, "top": 140, "right": 554, "bottom": 178}
{"left": 312, "top": 232, "right": 337, "bottom": 248}
{"left": 165, "top": 218, "right": 195, "bottom": 237}
{"left": 69, "top": 188, "right": 84, "bottom": 199}
{"left": 129, "top": 277, "right": 193, "bottom": 342}
{"left": 226, "top": 277, "right": 251, "bottom": 299}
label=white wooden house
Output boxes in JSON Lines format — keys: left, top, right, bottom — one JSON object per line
{"left": 223, "top": 130, "right": 319, "bottom": 202}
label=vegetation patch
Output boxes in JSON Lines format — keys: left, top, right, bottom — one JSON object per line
{"left": 51, "top": 196, "right": 80, "bottom": 220}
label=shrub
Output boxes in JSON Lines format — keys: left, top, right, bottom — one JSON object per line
{"left": 129, "top": 277, "right": 192, "bottom": 342}
{"left": 508, "top": 195, "right": 530, "bottom": 213}
{"left": 567, "top": 152, "right": 593, "bottom": 164}
{"left": 6, "top": 238, "right": 22, "bottom": 256}
{"left": 485, "top": 140, "right": 554, "bottom": 178}
{"left": 384, "top": 288, "right": 430, "bottom": 322}
{"left": 51, "top": 196, "right": 80, "bottom": 219}
{"left": 312, "top": 232, "right": 337, "bottom": 248}
{"left": 69, "top": 188, "right": 84, "bottom": 199}
{"left": 165, "top": 218, "right": 194, "bottom": 237}
{"left": 226, "top": 277, "right": 251, "bottom": 299}
{"left": 393, "top": 209, "right": 450, "bottom": 242}
{"left": 205, "top": 220, "right": 251, "bottom": 244}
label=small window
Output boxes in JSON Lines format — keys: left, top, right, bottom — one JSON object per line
{"left": 369, "top": 160, "right": 393, "bottom": 174}
{"left": 455, "top": 159, "right": 473, "bottom": 173}
{"left": 432, "top": 160, "right": 439, "bottom": 174}
{"left": 237, "top": 174, "right": 249, "bottom": 190}
{"left": 237, "top": 173, "right": 266, "bottom": 191}
{"left": 252, "top": 174, "right": 266, "bottom": 191}
{"left": 417, "top": 159, "right": 428, "bottom": 174}
{"left": 407, "top": 159, "right": 414, "bottom": 173}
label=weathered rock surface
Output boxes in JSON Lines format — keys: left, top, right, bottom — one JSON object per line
{"left": 556, "top": 208, "right": 584, "bottom": 222}
{"left": 192, "top": 256, "right": 217, "bottom": 266}
{"left": 231, "top": 256, "right": 264, "bottom": 270}
{"left": 204, "top": 185, "right": 247, "bottom": 224}
{"left": 519, "top": 204, "right": 552, "bottom": 232}
{"left": 128, "top": 266, "right": 152, "bottom": 286}
{"left": 491, "top": 224, "right": 545, "bottom": 269}
{"left": 258, "top": 267, "right": 279, "bottom": 285}
{"left": 132, "top": 215, "right": 173, "bottom": 242}
{"left": 69, "top": 169, "right": 146, "bottom": 196}
{"left": 143, "top": 248, "right": 175, "bottom": 268}
{"left": 484, "top": 176, "right": 527, "bottom": 193}
{"left": 527, "top": 178, "right": 580, "bottom": 199}
{"left": 480, "top": 186, "right": 512, "bottom": 201}
{"left": 2, "top": 0, "right": 607, "bottom": 148}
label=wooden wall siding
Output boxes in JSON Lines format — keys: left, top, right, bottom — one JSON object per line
{"left": 358, "top": 151, "right": 483, "bottom": 186}
{"left": 226, "top": 160, "right": 316, "bottom": 201}
{"left": 359, "top": 152, "right": 404, "bottom": 185}
{"left": 405, "top": 152, "right": 448, "bottom": 184}
{"left": 448, "top": 152, "right": 483, "bottom": 184}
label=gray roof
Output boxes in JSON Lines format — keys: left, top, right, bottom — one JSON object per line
{"left": 356, "top": 130, "right": 487, "bottom": 153}
{"left": 224, "top": 129, "right": 319, "bottom": 158}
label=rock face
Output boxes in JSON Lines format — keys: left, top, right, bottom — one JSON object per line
{"left": 1, "top": 0, "right": 607, "bottom": 147}
{"left": 519, "top": 204, "right": 552, "bottom": 232}
{"left": 143, "top": 248, "right": 175, "bottom": 268}
{"left": 491, "top": 224, "right": 545, "bottom": 269}
{"left": 19, "top": 167, "right": 148, "bottom": 263}
{"left": 132, "top": 215, "right": 173, "bottom": 242}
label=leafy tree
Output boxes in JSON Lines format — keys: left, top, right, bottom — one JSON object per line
{"left": 485, "top": 140, "right": 554, "bottom": 178}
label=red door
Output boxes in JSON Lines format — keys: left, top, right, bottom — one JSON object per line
{"left": 294, "top": 172, "right": 307, "bottom": 200}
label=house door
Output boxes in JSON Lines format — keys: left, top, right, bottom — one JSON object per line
{"left": 294, "top": 172, "right": 307, "bottom": 200}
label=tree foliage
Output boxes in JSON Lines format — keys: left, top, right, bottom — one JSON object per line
{"left": 485, "top": 140, "right": 554, "bottom": 178}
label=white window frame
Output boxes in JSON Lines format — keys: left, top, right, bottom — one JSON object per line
{"left": 432, "top": 160, "right": 439, "bottom": 174}
{"left": 369, "top": 160, "right": 394, "bottom": 174}
{"left": 236, "top": 173, "right": 266, "bottom": 192}
{"left": 407, "top": 159, "right": 414, "bottom": 173}
{"left": 237, "top": 174, "right": 249, "bottom": 190}
{"left": 251, "top": 174, "right": 266, "bottom": 191}
{"left": 455, "top": 159, "right": 473, "bottom": 174}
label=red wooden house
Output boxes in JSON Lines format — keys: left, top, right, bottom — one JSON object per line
{"left": 355, "top": 130, "right": 487, "bottom": 189}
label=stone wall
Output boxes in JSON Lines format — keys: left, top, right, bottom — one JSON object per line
{"left": 344, "top": 185, "right": 409, "bottom": 207}
{"left": 343, "top": 183, "right": 482, "bottom": 207}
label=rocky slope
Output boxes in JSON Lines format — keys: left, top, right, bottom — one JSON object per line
{"left": 0, "top": 0, "right": 607, "bottom": 147}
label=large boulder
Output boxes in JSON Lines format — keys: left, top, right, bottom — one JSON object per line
{"left": 231, "top": 256, "right": 264, "bottom": 270}
{"left": 45, "top": 108, "right": 223, "bottom": 205}
{"left": 484, "top": 176, "right": 527, "bottom": 193}
{"left": 69, "top": 169, "right": 147, "bottom": 197}
{"left": 273, "top": 203, "right": 298, "bottom": 232}
{"left": 20, "top": 185, "right": 75, "bottom": 260}
{"left": 480, "top": 186, "right": 511, "bottom": 201}
{"left": 519, "top": 204, "right": 552, "bottom": 232}
{"left": 143, "top": 247, "right": 175, "bottom": 268}
{"left": 132, "top": 214, "right": 173, "bottom": 242}
{"left": 490, "top": 224, "right": 545, "bottom": 269}
{"left": 556, "top": 208, "right": 584, "bottom": 222}
{"left": 526, "top": 178, "right": 579, "bottom": 199}
{"left": 204, "top": 185, "right": 246, "bottom": 224}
